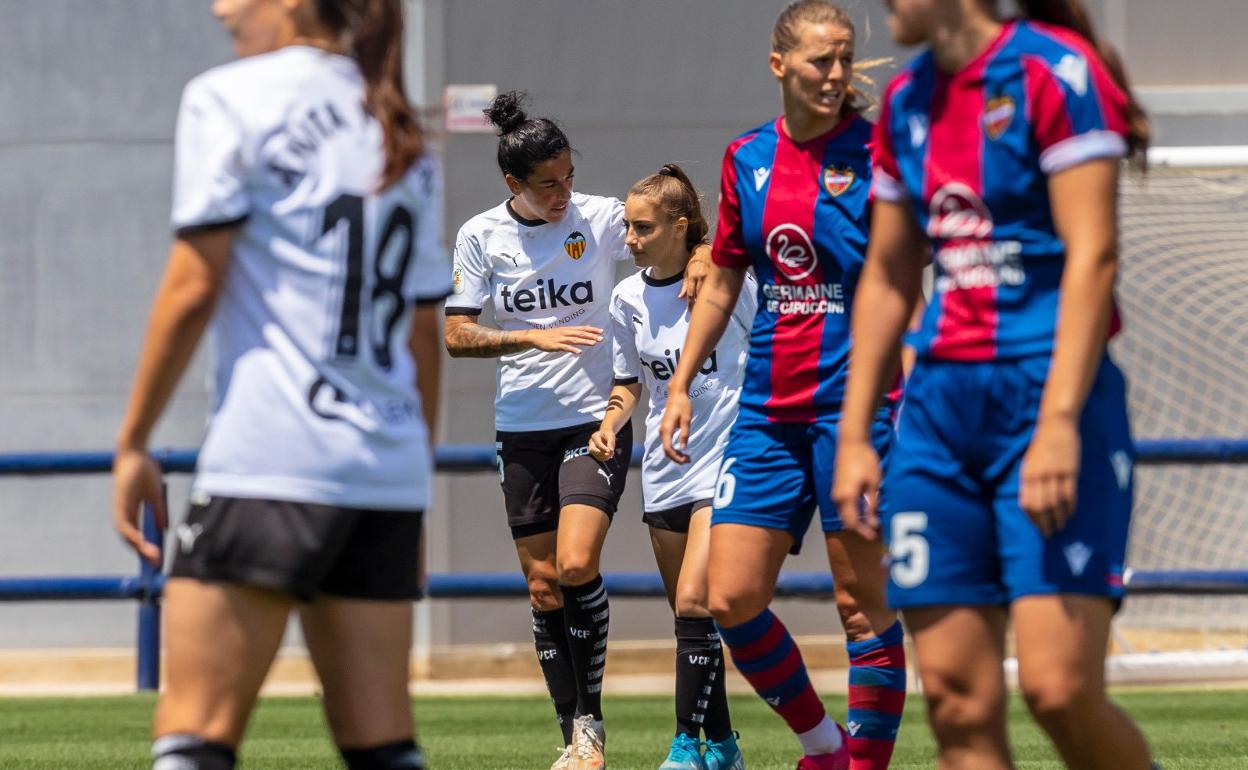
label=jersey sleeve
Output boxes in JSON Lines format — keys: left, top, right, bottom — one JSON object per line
{"left": 711, "top": 144, "right": 751, "bottom": 269}
{"left": 170, "top": 78, "right": 251, "bottom": 234}
{"left": 603, "top": 197, "right": 632, "bottom": 262}
{"left": 733, "top": 272, "right": 760, "bottom": 333}
{"left": 445, "top": 225, "right": 491, "bottom": 315}
{"left": 408, "top": 158, "right": 453, "bottom": 305}
{"left": 1025, "top": 45, "right": 1130, "bottom": 175}
{"left": 870, "top": 77, "right": 908, "bottom": 203}
{"left": 610, "top": 291, "right": 642, "bottom": 385}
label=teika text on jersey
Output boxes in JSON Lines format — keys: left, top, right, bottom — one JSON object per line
{"left": 500, "top": 279, "right": 594, "bottom": 313}
{"left": 644, "top": 348, "right": 718, "bottom": 381}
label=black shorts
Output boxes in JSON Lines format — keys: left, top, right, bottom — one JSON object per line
{"left": 168, "top": 496, "right": 424, "bottom": 602}
{"left": 496, "top": 421, "right": 632, "bottom": 539}
{"left": 643, "top": 498, "right": 714, "bottom": 534}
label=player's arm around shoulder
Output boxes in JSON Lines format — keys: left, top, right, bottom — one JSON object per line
{"left": 592, "top": 285, "right": 644, "bottom": 461}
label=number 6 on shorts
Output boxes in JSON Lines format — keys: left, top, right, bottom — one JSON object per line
{"left": 713, "top": 457, "right": 737, "bottom": 508}
{"left": 890, "top": 512, "right": 930, "bottom": 588}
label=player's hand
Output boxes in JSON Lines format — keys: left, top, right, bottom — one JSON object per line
{"left": 112, "top": 447, "right": 166, "bottom": 567}
{"left": 1019, "top": 414, "right": 1080, "bottom": 537}
{"left": 588, "top": 428, "right": 616, "bottom": 462}
{"left": 832, "top": 439, "right": 883, "bottom": 540}
{"left": 678, "top": 249, "right": 710, "bottom": 306}
{"left": 526, "top": 325, "right": 603, "bottom": 355}
{"left": 660, "top": 391, "right": 693, "bottom": 464}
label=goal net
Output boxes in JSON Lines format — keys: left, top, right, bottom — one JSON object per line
{"left": 1109, "top": 149, "right": 1248, "bottom": 668}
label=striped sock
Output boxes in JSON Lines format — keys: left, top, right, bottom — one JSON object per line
{"left": 561, "top": 575, "right": 610, "bottom": 719}
{"left": 718, "top": 609, "right": 828, "bottom": 735}
{"left": 845, "top": 620, "right": 907, "bottom": 770}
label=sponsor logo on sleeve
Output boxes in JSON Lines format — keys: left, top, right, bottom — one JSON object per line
{"left": 451, "top": 266, "right": 464, "bottom": 294}
{"left": 564, "top": 231, "right": 587, "bottom": 260}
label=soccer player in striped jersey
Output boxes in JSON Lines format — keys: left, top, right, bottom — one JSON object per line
{"left": 112, "top": 2, "right": 443, "bottom": 769}
{"left": 661, "top": 4, "right": 907, "bottom": 769}
{"left": 446, "top": 94, "right": 709, "bottom": 770}
{"left": 835, "top": 1, "right": 1159, "bottom": 768}
{"left": 589, "top": 165, "right": 755, "bottom": 770}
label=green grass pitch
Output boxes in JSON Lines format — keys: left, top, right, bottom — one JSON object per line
{"left": 1, "top": 690, "right": 1245, "bottom": 769}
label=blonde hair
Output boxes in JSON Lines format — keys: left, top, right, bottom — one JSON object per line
{"left": 771, "top": 0, "right": 886, "bottom": 117}
{"left": 627, "top": 164, "right": 709, "bottom": 254}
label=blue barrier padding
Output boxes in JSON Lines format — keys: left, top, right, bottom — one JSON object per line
{"left": 3, "top": 570, "right": 1247, "bottom": 601}
{"left": 3, "top": 439, "right": 1247, "bottom": 476}
{"left": 0, "top": 576, "right": 156, "bottom": 601}
{"left": 1124, "top": 570, "right": 1248, "bottom": 595}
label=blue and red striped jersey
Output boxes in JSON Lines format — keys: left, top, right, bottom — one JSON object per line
{"left": 873, "top": 20, "right": 1130, "bottom": 361}
{"left": 713, "top": 114, "right": 872, "bottom": 423}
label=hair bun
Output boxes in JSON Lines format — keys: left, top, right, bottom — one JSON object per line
{"left": 484, "top": 91, "right": 528, "bottom": 135}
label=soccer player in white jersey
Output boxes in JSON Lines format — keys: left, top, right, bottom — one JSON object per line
{"left": 111, "top": 2, "right": 444, "bottom": 769}
{"left": 589, "top": 165, "right": 755, "bottom": 770}
{"left": 445, "top": 92, "right": 707, "bottom": 770}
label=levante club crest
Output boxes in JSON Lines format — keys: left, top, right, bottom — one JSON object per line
{"left": 822, "top": 166, "right": 854, "bottom": 197}
{"left": 983, "top": 95, "right": 1016, "bottom": 139}
{"left": 564, "top": 231, "right": 587, "bottom": 259}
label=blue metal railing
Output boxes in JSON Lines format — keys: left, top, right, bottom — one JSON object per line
{"left": 2, "top": 438, "right": 1247, "bottom": 692}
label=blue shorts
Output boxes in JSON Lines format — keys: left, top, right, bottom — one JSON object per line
{"left": 711, "top": 407, "right": 894, "bottom": 553}
{"left": 883, "top": 355, "right": 1134, "bottom": 608}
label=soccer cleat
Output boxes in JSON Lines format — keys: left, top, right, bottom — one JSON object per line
{"left": 658, "top": 733, "right": 706, "bottom": 770}
{"left": 569, "top": 714, "right": 607, "bottom": 770}
{"left": 551, "top": 744, "right": 574, "bottom": 770}
{"left": 703, "top": 732, "right": 744, "bottom": 770}
{"left": 795, "top": 724, "right": 849, "bottom": 770}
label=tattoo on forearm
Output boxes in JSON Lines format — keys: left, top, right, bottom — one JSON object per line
{"left": 447, "top": 322, "right": 527, "bottom": 358}
{"left": 606, "top": 394, "right": 628, "bottom": 414}
{"left": 698, "top": 295, "right": 733, "bottom": 317}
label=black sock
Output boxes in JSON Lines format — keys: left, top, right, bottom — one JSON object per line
{"left": 561, "top": 575, "right": 609, "bottom": 720}
{"left": 340, "top": 739, "right": 424, "bottom": 769}
{"left": 152, "top": 734, "right": 236, "bottom": 770}
{"left": 675, "top": 615, "right": 732, "bottom": 740}
{"left": 532, "top": 606, "right": 579, "bottom": 744}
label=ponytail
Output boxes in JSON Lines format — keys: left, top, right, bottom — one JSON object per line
{"left": 317, "top": 0, "right": 425, "bottom": 189}
{"left": 1016, "top": 0, "right": 1150, "bottom": 163}
{"left": 628, "top": 164, "right": 709, "bottom": 254}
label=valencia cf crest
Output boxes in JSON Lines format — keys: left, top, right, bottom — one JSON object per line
{"left": 983, "top": 95, "right": 1015, "bottom": 140}
{"left": 564, "top": 231, "right": 587, "bottom": 260}
{"left": 822, "top": 166, "right": 855, "bottom": 197}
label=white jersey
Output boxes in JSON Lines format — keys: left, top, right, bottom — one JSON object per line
{"left": 171, "top": 46, "right": 450, "bottom": 511}
{"left": 611, "top": 269, "right": 756, "bottom": 512}
{"left": 448, "top": 193, "right": 630, "bottom": 431}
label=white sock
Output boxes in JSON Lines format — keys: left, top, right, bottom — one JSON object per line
{"left": 797, "top": 715, "right": 844, "bottom": 756}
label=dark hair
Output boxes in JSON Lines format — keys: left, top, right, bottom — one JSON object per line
{"left": 484, "top": 91, "right": 572, "bottom": 181}
{"left": 771, "top": 0, "right": 878, "bottom": 118}
{"left": 1014, "top": 0, "right": 1150, "bottom": 163}
{"left": 315, "top": 0, "right": 425, "bottom": 188}
{"left": 627, "top": 164, "right": 709, "bottom": 254}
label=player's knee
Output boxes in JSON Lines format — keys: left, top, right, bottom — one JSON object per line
{"left": 339, "top": 739, "right": 424, "bottom": 769}
{"left": 555, "top": 555, "right": 599, "bottom": 587}
{"left": 707, "top": 586, "right": 761, "bottom": 628}
{"left": 527, "top": 573, "right": 562, "bottom": 611}
{"left": 1020, "top": 672, "right": 1097, "bottom": 727}
{"left": 922, "top": 671, "right": 1000, "bottom": 740}
{"left": 152, "top": 734, "right": 237, "bottom": 770}
{"left": 673, "top": 588, "right": 709, "bottom": 619}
